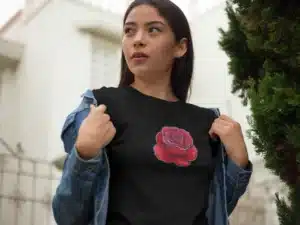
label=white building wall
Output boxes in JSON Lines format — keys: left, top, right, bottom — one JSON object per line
{"left": 0, "top": 1, "right": 123, "bottom": 224}
{"left": 1, "top": 13, "right": 25, "bottom": 43}
{"left": 0, "top": 0, "right": 124, "bottom": 160}
{"left": 0, "top": 68, "right": 21, "bottom": 152}
{"left": 45, "top": 0, "right": 123, "bottom": 160}
{"left": 90, "top": 36, "right": 120, "bottom": 89}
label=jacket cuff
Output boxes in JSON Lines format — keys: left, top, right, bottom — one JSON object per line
{"left": 66, "top": 146, "right": 104, "bottom": 181}
{"left": 226, "top": 158, "right": 252, "bottom": 186}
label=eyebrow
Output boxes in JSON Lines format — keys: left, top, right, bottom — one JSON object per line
{"left": 124, "top": 21, "right": 165, "bottom": 27}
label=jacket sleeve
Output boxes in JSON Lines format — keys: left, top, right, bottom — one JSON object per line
{"left": 225, "top": 157, "right": 252, "bottom": 214}
{"left": 209, "top": 107, "right": 253, "bottom": 215}
{"left": 52, "top": 92, "right": 104, "bottom": 225}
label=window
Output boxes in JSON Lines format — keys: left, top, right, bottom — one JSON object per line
{"left": 90, "top": 37, "right": 120, "bottom": 89}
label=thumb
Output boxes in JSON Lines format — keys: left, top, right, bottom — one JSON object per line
{"left": 208, "top": 127, "right": 214, "bottom": 138}
{"left": 208, "top": 127, "right": 218, "bottom": 139}
{"left": 96, "top": 104, "right": 107, "bottom": 113}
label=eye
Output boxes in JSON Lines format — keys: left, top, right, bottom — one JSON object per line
{"left": 124, "top": 27, "right": 134, "bottom": 35}
{"left": 149, "top": 27, "right": 161, "bottom": 33}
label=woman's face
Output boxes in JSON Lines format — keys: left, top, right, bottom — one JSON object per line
{"left": 122, "top": 4, "right": 186, "bottom": 80}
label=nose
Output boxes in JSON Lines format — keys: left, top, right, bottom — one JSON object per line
{"left": 133, "top": 30, "right": 146, "bottom": 48}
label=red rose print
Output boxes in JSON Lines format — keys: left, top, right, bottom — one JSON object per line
{"left": 153, "top": 126, "right": 198, "bottom": 167}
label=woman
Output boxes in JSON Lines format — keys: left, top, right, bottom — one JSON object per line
{"left": 52, "top": 0, "right": 252, "bottom": 225}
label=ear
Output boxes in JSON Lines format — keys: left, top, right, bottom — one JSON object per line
{"left": 174, "top": 38, "right": 188, "bottom": 58}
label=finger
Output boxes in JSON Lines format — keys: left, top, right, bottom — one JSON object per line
{"left": 219, "top": 114, "right": 234, "bottom": 122}
{"left": 209, "top": 118, "right": 228, "bottom": 136}
{"left": 95, "top": 121, "right": 111, "bottom": 136}
{"left": 208, "top": 127, "right": 217, "bottom": 138}
{"left": 102, "top": 123, "right": 115, "bottom": 142}
{"left": 209, "top": 122, "right": 218, "bottom": 137}
{"left": 218, "top": 116, "right": 241, "bottom": 130}
{"left": 215, "top": 117, "right": 233, "bottom": 127}
{"left": 209, "top": 119, "right": 217, "bottom": 137}
{"left": 99, "top": 113, "right": 110, "bottom": 123}
{"left": 209, "top": 127, "right": 221, "bottom": 138}
{"left": 104, "top": 123, "right": 116, "bottom": 139}
{"left": 90, "top": 104, "right": 107, "bottom": 118}
{"left": 95, "top": 104, "right": 107, "bottom": 113}
{"left": 209, "top": 122, "right": 229, "bottom": 137}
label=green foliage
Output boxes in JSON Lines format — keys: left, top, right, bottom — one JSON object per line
{"left": 219, "top": 0, "right": 300, "bottom": 104}
{"left": 219, "top": 0, "right": 300, "bottom": 224}
{"left": 276, "top": 185, "right": 300, "bottom": 225}
{"left": 247, "top": 73, "right": 300, "bottom": 185}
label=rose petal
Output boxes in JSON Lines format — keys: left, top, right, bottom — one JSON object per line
{"left": 162, "top": 127, "right": 194, "bottom": 149}
{"left": 165, "top": 146, "right": 187, "bottom": 156}
{"left": 154, "top": 144, "right": 174, "bottom": 163}
{"left": 181, "top": 129, "right": 193, "bottom": 148}
{"left": 174, "top": 159, "right": 191, "bottom": 167}
{"left": 156, "top": 131, "right": 163, "bottom": 144}
{"left": 161, "top": 127, "right": 176, "bottom": 144}
{"left": 161, "top": 126, "right": 177, "bottom": 133}
{"left": 154, "top": 127, "right": 198, "bottom": 167}
{"left": 162, "top": 127, "right": 182, "bottom": 144}
{"left": 170, "top": 132, "right": 184, "bottom": 146}
{"left": 185, "top": 146, "right": 198, "bottom": 161}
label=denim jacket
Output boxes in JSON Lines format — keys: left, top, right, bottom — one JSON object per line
{"left": 52, "top": 89, "right": 252, "bottom": 225}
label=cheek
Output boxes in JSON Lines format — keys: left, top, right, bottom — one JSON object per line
{"left": 151, "top": 41, "right": 175, "bottom": 69}
{"left": 122, "top": 39, "right": 131, "bottom": 61}
{"left": 153, "top": 41, "right": 175, "bottom": 60}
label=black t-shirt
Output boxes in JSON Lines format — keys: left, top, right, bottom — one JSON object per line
{"left": 92, "top": 86, "right": 218, "bottom": 225}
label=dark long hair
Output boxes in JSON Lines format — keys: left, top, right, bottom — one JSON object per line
{"left": 118, "top": 0, "right": 194, "bottom": 102}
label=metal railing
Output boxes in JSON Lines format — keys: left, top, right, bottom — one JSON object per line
{"left": 0, "top": 138, "right": 61, "bottom": 225}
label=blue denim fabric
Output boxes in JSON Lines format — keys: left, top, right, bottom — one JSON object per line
{"left": 52, "top": 90, "right": 252, "bottom": 225}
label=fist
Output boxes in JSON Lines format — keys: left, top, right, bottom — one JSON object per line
{"left": 209, "top": 114, "right": 248, "bottom": 167}
{"left": 75, "top": 104, "right": 116, "bottom": 159}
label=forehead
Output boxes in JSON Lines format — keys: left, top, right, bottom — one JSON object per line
{"left": 125, "top": 4, "right": 166, "bottom": 24}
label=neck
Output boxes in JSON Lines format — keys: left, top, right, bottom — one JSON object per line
{"left": 131, "top": 77, "right": 178, "bottom": 102}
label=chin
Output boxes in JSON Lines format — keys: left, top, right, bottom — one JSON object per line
{"left": 129, "top": 66, "right": 151, "bottom": 76}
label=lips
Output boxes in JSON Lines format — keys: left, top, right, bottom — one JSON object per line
{"left": 131, "top": 52, "right": 149, "bottom": 59}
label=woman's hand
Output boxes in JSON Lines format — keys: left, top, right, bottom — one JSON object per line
{"left": 209, "top": 114, "right": 249, "bottom": 168}
{"left": 75, "top": 104, "right": 116, "bottom": 159}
